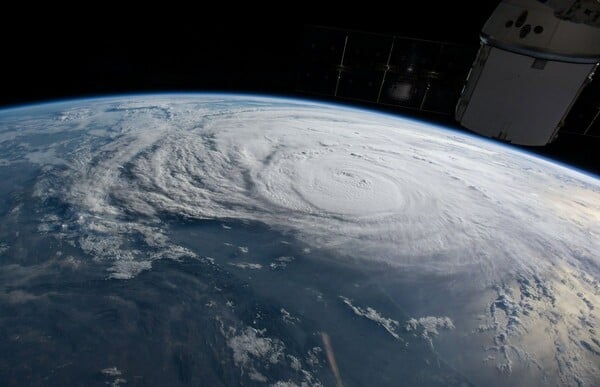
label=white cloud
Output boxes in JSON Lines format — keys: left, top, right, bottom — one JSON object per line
{"left": 2, "top": 94, "right": 599, "bottom": 387}
{"left": 5, "top": 95, "right": 597, "bottom": 282}
{"left": 228, "top": 262, "right": 262, "bottom": 270}
{"left": 405, "top": 316, "right": 455, "bottom": 348}
{"left": 101, "top": 367, "right": 122, "bottom": 377}
{"left": 226, "top": 326, "right": 284, "bottom": 367}
{"left": 340, "top": 296, "right": 402, "bottom": 340}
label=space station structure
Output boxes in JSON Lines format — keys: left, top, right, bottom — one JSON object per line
{"left": 456, "top": 0, "right": 600, "bottom": 145}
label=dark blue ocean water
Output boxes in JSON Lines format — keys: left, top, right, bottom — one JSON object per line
{"left": 0, "top": 204, "right": 467, "bottom": 386}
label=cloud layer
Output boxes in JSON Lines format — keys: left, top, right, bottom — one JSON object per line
{"left": 1, "top": 95, "right": 598, "bottom": 282}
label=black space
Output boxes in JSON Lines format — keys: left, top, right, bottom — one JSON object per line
{"left": 1, "top": 7, "right": 598, "bottom": 174}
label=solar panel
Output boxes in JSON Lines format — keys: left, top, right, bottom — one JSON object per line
{"left": 336, "top": 31, "right": 393, "bottom": 101}
{"left": 298, "top": 26, "right": 477, "bottom": 115}
{"left": 298, "top": 27, "right": 347, "bottom": 95}
{"left": 560, "top": 72, "right": 600, "bottom": 138}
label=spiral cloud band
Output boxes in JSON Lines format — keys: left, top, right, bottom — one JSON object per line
{"left": 1, "top": 95, "right": 597, "bottom": 282}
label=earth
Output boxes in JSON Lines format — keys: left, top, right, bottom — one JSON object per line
{"left": 0, "top": 94, "right": 598, "bottom": 386}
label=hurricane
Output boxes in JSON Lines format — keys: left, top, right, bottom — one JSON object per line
{"left": 10, "top": 95, "right": 594, "bottom": 281}
{"left": 1, "top": 94, "right": 599, "bottom": 385}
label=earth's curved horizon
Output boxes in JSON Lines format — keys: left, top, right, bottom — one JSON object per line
{"left": 0, "top": 94, "right": 598, "bottom": 386}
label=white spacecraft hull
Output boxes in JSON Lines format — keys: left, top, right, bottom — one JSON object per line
{"left": 456, "top": 0, "right": 600, "bottom": 146}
